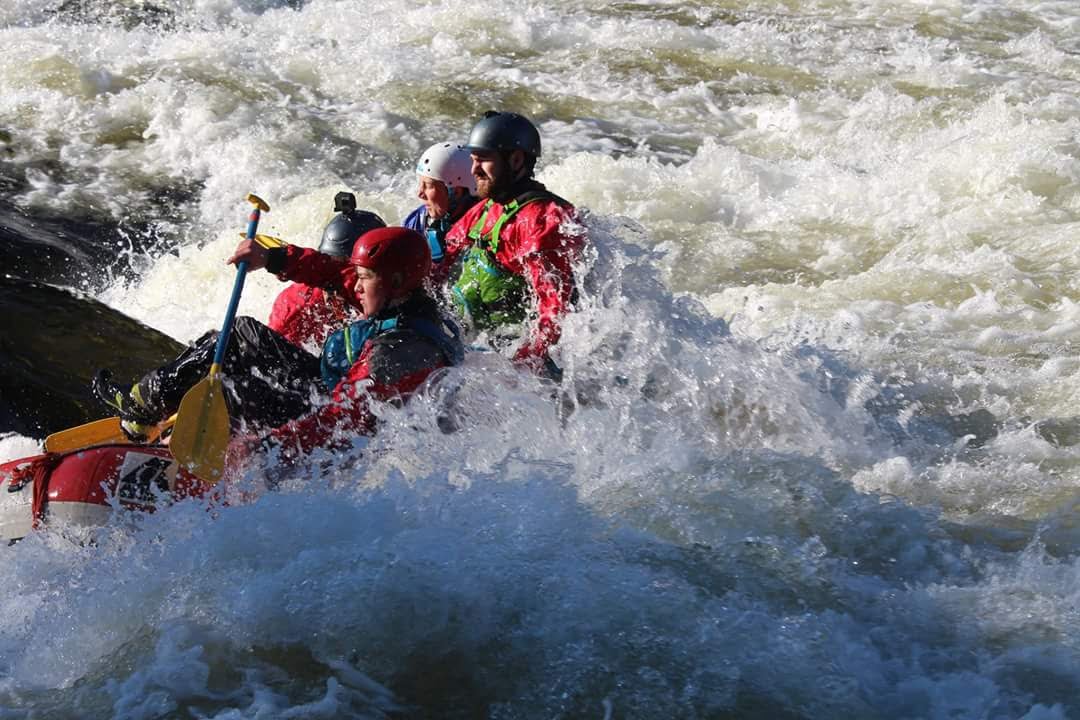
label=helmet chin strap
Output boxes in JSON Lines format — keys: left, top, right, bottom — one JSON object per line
{"left": 489, "top": 181, "right": 519, "bottom": 204}
{"left": 368, "top": 290, "right": 410, "bottom": 321}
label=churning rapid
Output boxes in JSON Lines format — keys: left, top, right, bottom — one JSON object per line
{"left": 3, "top": 0, "right": 1080, "bottom": 717}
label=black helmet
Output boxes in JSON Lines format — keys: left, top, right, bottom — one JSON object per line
{"left": 464, "top": 111, "right": 541, "bottom": 158}
{"left": 318, "top": 192, "right": 386, "bottom": 257}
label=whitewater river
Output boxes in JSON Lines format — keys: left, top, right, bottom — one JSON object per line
{"left": 2, "top": 0, "right": 1080, "bottom": 717}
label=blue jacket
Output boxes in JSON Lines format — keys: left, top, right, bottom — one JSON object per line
{"left": 403, "top": 204, "right": 427, "bottom": 233}
{"left": 403, "top": 205, "right": 443, "bottom": 262}
{"left": 403, "top": 195, "right": 481, "bottom": 264}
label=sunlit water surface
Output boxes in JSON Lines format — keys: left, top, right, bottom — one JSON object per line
{"left": 3, "top": 0, "right": 1080, "bottom": 717}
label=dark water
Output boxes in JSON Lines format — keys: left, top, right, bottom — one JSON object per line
{"left": 5, "top": 0, "right": 1080, "bottom": 717}
{"left": 0, "top": 195, "right": 185, "bottom": 437}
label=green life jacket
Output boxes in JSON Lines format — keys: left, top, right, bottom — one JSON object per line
{"left": 451, "top": 190, "right": 562, "bottom": 330}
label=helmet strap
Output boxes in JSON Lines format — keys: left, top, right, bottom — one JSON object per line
{"left": 508, "top": 150, "right": 525, "bottom": 171}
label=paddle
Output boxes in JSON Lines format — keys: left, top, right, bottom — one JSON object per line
{"left": 43, "top": 414, "right": 177, "bottom": 454}
{"left": 170, "top": 193, "right": 270, "bottom": 484}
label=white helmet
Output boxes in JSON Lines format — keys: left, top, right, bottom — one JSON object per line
{"left": 415, "top": 142, "right": 477, "bottom": 195}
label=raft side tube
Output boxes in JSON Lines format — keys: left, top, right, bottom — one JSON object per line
{"left": 0, "top": 445, "right": 209, "bottom": 542}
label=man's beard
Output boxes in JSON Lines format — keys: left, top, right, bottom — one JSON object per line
{"left": 474, "top": 173, "right": 495, "bottom": 199}
{"left": 475, "top": 170, "right": 518, "bottom": 202}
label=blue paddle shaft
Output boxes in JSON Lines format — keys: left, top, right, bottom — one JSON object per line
{"left": 211, "top": 206, "right": 262, "bottom": 368}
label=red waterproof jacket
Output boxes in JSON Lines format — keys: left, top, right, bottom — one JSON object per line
{"left": 267, "top": 246, "right": 457, "bottom": 455}
{"left": 437, "top": 180, "right": 585, "bottom": 368}
{"left": 267, "top": 282, "right": 355, "bottom": 351}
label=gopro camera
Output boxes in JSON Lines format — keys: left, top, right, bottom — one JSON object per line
{"left": 333, "top": 191, "right": 357, "bottom": 214}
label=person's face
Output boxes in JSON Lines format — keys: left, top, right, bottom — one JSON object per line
{"left": 417, "top": 176, "right": 450, "bottom": 219}
{"left": 352, "top": 266, "right": 392, "bottom": 318}
{"left": 471, "top": 149, "right": 524, "bottom": 199}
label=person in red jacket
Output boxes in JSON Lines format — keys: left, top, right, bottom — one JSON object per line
{"left": 92, "top": 228, "right": 462, "bottom": 455}
{"left": 268, "top": 191, "right": 385, "bottom": 350}
{"left": 435, "top": 111, "right": 586, "bottom": 377}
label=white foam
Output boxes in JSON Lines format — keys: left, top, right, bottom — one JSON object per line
{"left": 4, "top": 0, "right": 1080, "bottom": 715}
{"left": 0, "top": 434, "right": 43, "bottom": 463}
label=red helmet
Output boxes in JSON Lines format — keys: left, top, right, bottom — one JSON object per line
{"left": 349, "top": 226, "right": 431, "bottom": 298}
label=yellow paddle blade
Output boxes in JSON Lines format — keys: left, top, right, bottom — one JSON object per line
{"left": 170, "top": 376, "right": 231, "bottom": 484}
{"left": 43, "top": 414, "right": 178, "bottom": 454}
{"left": 44, "top": 417, "right": 125, "bottom": 453}
{"left": 238, "top": 232, "right": 285, "bottom": 249}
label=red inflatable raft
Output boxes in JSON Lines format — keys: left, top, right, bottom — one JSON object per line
{"left": 0, "top": 444, "right": 210, "bottom": 541}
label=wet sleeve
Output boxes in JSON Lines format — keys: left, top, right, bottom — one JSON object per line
{"left": 267, "top": 339, "right": 439, "bottom": 456}
{"left": 513, "top": 248, "right": 577, "bottom": 365}
{"left": 509, "top": 204, "right": 585, "bottom": 366}
{"left": 268, "top": 355, "right": 378, "bottom": 456}
{"left": 280, "top": 245, "right": 350, "bottom": 289}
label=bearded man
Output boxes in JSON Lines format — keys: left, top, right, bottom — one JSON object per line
{"left": 434, "top": 111, "right": 586, "bottom": 377}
